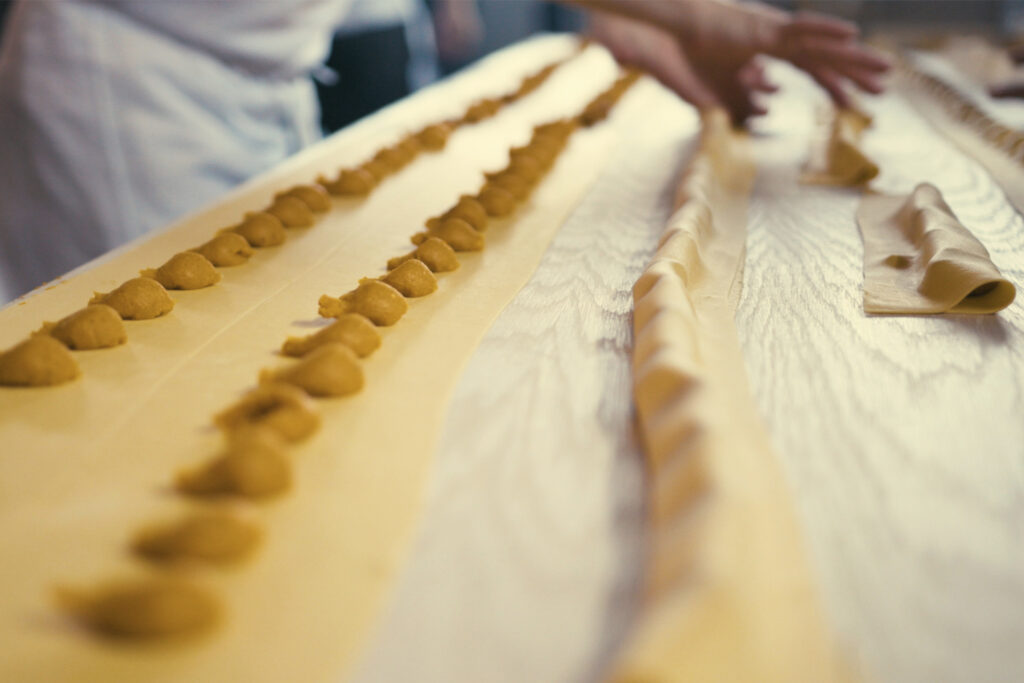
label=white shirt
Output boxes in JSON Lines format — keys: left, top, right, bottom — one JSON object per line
{"left": 0, "top": 0, "right": 354, "bottom": 303}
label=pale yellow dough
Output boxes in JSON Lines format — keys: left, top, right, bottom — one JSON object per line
{"left": 36, "top": 304, "right": 126, "bottom": 350}
{"left": 0, "top": 335, "right": 80, "bottom": 387}
{"left": 56, "top": 578, "right": 219, "bottom": 639}
{"left": 90, "top": 277, "right": 174, "bottom": 320}
{"left": 141, "top": 251, "right": 221, "bottom": 290}
{"left": 132, "top": 511, "right": 262, "bottom": 565}
{"left": 214, "top": 382, "right": 321, "bottom": 442}
{"left": 803, "top": 108, "right": 879, "bottom": 187}
{"left": 857, "top": 182, "right": 1016, "bottom": 314}
{"left": 612, "top": 109, "right": 853, "bottom": 683}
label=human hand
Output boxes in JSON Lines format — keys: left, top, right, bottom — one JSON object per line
{"left": 580, "top": 0, "right": 890, "bottom": 116}
{"left": 759, "top": 11, "right": 890, "bottom": 107}
{"left": 590, "top": 14, "right": 777, "bottom": 124}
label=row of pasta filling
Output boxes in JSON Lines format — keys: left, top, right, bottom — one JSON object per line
{"left": 51, "top": 69, "right": 641, "bottom": 640}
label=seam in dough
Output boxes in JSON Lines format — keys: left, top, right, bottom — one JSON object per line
{"left": 857, "top": 182, "right": 1016, "bottom": 314}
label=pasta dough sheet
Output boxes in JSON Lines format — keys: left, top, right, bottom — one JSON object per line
{"left": 612, "top": 110, "right": 852, "bottom": 682}
{"left": 0, "top": 36, "right": 615, "bottom": 683}
{"left": 857, "top": 182, "right": 1015, "bottom": 314}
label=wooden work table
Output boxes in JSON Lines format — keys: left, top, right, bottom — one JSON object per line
{"left": 2, "top": 35, "right": 1021, "bottom": 683}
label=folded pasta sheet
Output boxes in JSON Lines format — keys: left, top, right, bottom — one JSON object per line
{"left": 857, "top": 182, "right": 1015, "bottom": 314}
{"left": 614, "top": 110, "right": 852, "bottom": 682}
{"left": 803, "top": 107, "right": 879, "bottom": 187}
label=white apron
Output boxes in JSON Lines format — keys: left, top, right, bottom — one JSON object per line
{"left": 0, "top": 0, "right": 353, "bottom": 303}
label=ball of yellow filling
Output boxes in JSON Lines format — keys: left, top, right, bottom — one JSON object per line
{"left": 0, "top": 336, "right": 80, "bottom": 387}
{"left": 511, "top": 145, "right": 553, "bottom": 171}
{"left": 215, "top": 382, "right": 321, "bottom": 442}
{"left": 534, "top": 119, "right": 576, "bottom": 141}
{"left": 484, "top": 171, "right": 532, "bottom": 200}
{"left": 89, "top": 277, "right": 175, "bottom": 320}
{"left": 318, "top": 280, "right": 408, "bottom": 326}
{"left": 281, "top": 313, "right": 381, "bottom": 358}
{"left": 441, "top": 195, "right": 488, "bottom": 231}
{"left": 373, "top": 146, "right": 408, "bottom": 171}
{"left": 464, "top": 98, "right": 501, "bottom": 123}
{"left": 386, "top": 236, "right": 461, "bottom": 273}
{"left": 177, "top": 427, "right": 291, "bottom": 499}
{"left": 397, "top": 136, "right": 422, "bottom": 164}
{"left": 419, "top": 217, "right": 485, "bottom": 252}
{"left": 506, "top": 153, "right": 543, "bottom": 182}
{"left": 260, "top": 342, "right": 364, "bottom": 398}
{"left": 190, "top": 232, "right": 253, "bottom": 267}
{"left": 36, "top": 304, "right": 126, "bottom": 350}
{"left": 266, "top": 195, "right": 315, "bottom": 228}
{"left": 378, "top": 259, "right": 438, "bottom": 297}
{"left": 141, "top": 251, "right": 221, "bottom": 290}
{"left": 476, "top": 186, "right": 516, "bottom": 217}
{"left": 279, "top": 183, "right": 331, "bottom": 212}
{"left": 229, "top": 212, "right": 286, "bottom": 247}
{"left": 321, "top": 168, "right": 376, "bottom": 197}
{"left": 56, "top": 578, "right": 219, "bottom": 639}
{"left": 361, "top": 159, "right": 391, "bottom": 183}
{"left": 132, "top": 511, "right": 262, "bottom": 565}
{"left": 416, "top": 123, "right": 452, "bottom": 151}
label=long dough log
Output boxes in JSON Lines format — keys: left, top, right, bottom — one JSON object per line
{"left": 611, "top": 109, "right": 853, "bottom": 682}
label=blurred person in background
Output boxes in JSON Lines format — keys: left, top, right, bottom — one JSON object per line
{"left": 0, "top": 0, "right": 886, "bottom": 304}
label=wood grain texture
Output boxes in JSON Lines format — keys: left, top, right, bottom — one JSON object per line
{"left": 737, "top": 64, "right": 1024, "bottom": 683}
{"left": 355, "top": 60, "right": 1024, "bottom": 683}
{"left": 351, "top": 82, "right": 700, "bottom": 683}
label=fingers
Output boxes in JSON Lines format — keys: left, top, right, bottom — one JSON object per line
{"left": 792, "top": 11, "right": 859, "bottom": 40}
{"left": 836, "top": 64, "right": 886, "bottom": 95}
{"left": 806, "top": 66, "right": 851, "bottom": 108}
{"left": 739, "top": 61, "right": 778, "bottom": 94}
{"left": 795, "top": 36, "right": 892, "bottom": 74}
